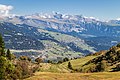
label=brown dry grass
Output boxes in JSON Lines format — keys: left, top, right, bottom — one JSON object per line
{"left": 25, "top": 72, "right": 120, "bottom": 80}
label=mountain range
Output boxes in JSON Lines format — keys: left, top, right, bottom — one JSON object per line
{"left": 0, "top": 12, "right": 120, "bottom": 61}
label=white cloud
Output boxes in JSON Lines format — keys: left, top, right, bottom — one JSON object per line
{"left": 116, "top": 18, "right": 120, "bottom": 21}
{"left": 0, "top": 4, "right": 13, "bottom": 17}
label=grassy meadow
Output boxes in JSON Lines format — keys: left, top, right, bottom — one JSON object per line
{"left": 25, "top": 72, "right": 120, "bottom": 80}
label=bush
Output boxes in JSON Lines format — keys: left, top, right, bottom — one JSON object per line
{"left": 63, "top": 57, "right": 69, "bottom": 62}
{"left": 117, "top": 43, "right": 120, "bottom": 47}
{"left": 15, "top": 61, "right": 33, "bottom": 79}
{"left": 112, "top": 64, "right": 120, "bottom": 71}
{"left": 35, "top": 58, "right": 43, "bottom": 64}
{"left": 116, "top": 64, "right": 120, "bottom": 70}
{"left": 47, "top": 60, "right": 52, "bottom": 63}
{"left": 57, "top": 60, "right": 63, "bottom": 64}
{"left": 0, "top": 56, "right": 15, "bottom": 79}
{"left": 19, "top": 56, "right": 31, "bottom": 61}
{"left": 80, "top": 63, "right": 97, "bottom": 73}
{"left": 100, "top": 60, "right": 108, "bottom": 71}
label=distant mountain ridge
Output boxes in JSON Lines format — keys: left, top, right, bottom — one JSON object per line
{"left": 1, "top": 12, "right": 120, "bottom": 36}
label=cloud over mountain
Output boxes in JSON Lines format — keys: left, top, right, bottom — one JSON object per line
{"left": 0, "top": 4, "right": 13, "bottom": 17}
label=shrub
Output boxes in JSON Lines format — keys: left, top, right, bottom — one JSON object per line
{"left": 57, "top": 60, "right": 63, "bottom": 64}
{"left": 0, "top": 56, "right": 15, "bottom": 79}
{"left": 80, "top": 63, "right": 97, "bottom": 73}
{"left": 63, "top": 57, "right": 69, "bottom": 62}
{"left": 35, "top": 58, "right": 43, "bottom": 64}
{"left": 117, "top": 43, "right": 120, "bottom": 47}
{"left": 112, "top": 64, "right": 120, "bottom": 71}
{"left": 15, "top": 61, "right": 33, "bottom": 79}
{"left": 47, "top": 60, "right": 52, "bottom": 63}
{"left": 116, "top": 64, "right": 120, "bottom": 70}
{"left": 19, "top": 56, "right": 31, "bottom": 61}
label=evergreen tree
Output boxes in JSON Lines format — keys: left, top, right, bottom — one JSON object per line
{"left": 0, "top": 34, "right": 5, "bottom": 56}
{"left": 6, "top": 49, "right": 15, "bottom": 60}
{"left": 6, "top": 49, "right": 10, "bottom": 59}
{"left": 68, "top": 62, "right": 72, "bottom": 69}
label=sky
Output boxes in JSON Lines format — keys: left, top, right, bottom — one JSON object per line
{"left": 0, "top": 0, "right": 120, "bottom": 21}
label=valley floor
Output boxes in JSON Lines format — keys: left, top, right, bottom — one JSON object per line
{"left": 25, "top": 72, "right": 120, "bottom": 80}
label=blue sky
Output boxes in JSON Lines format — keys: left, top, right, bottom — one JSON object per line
{"left": 0, "top": 0, "right": 120, "bottom": 20}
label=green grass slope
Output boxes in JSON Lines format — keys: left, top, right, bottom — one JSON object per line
{"left": 38, "top": 56, "right": 97, "bottom": 73}
{"left": 41, "top": 40, "right": 82, "bottom": 61}
{"left": 38, "top": 29, "right": 95, "bottom": 53}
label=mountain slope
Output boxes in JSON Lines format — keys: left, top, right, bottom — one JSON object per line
{"left": 0, "top": 22, "right": 95, "bottom": 60}
{"left": 79, "top": 43, "right": 120, "bottom": 72}
{"left": 2, "top": 13, "right": 120, "bottom": 52}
